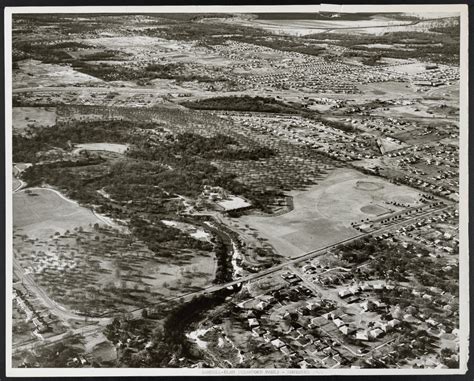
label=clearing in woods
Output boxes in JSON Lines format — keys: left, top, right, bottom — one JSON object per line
{"left": 12, "top": 107, "right": 57, "bottom": 134}
{"left": 13, "top": 187, "right": 105, "bottom": 239}
{"left": 73, "top": 143, "right": 129, "bottom": 154}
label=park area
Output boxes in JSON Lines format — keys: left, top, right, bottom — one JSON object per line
{"left": 240, "top": 168, "right": 424, "bottom": 257}
{"left": 13, "top": 187, "right": 104, "bottom": 239}
{"left": 13, "top": 187, "right": 216, "bottom": 315}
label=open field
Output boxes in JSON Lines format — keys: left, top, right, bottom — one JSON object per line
{"left": 426, "top": 83, "right": 460, "bottom": 99}
{"left": 14, "top": 223, "right": 216, "bottom": 315}
{"left": 240, "top": 168, "right": 424, "bottom": 257}
{"left": 13, "top": 59, "right": 102, "bottom": 89}
{"left": 162, "top": 220, "right": 212, "bottom": 241}
{"left": 356, "top": 81, "right": 421, "bottom": 99}
{"left": 73, "top": 142, "right": 129, "bottom": 154}
{"left": 12, "top": 107, "right": 56, "bottom": 134}
{"left": 12, "top": 178, "right": 22, "bottom": 192}
{"left": 141, "top": 252, "right": 215, "bottom": 295}
{"left": 388, "top": 62, "right": 428, "bottom": 74}
{"left": 13, "top": 187, "right": 104, "bottom": 239}
{"left": 219, "top": 15, "right": 415, "bottom": 36}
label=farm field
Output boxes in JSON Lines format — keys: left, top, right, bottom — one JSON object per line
{"left": 240, "top": 168, "right": 425, "bottom": 257}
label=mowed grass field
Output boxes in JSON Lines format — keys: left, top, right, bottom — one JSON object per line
{"left": 13, "top": 188, "right": 104, "bottom": 239}
{"left": 240, "top": 168, "right": 423, "bottom": 257}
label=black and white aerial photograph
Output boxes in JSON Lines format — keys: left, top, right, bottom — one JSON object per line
{"left": 5, "top": 4, "right": 469, "bottom": 376}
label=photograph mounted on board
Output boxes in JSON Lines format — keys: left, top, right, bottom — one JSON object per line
{"left": 4, "top": 4, "right": 469, "bottom": 377}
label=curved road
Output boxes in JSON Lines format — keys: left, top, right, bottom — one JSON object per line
{"left": 13, "top": 256, "right": 111, "bottom": 325}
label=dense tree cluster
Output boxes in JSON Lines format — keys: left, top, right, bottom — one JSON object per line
{"left": 337, "top": 238, "right": 458, "bottom": 295}
{"left": 71, "top": 60, "right": 221, "bottom": 83}
{"left": 182, "top": 95, "right": 305, "bottom": 114}
{"left": 166, "top": 132, "right": 275, "bottom": 160}
{"left": 322, "top": 28, "right": 460, "bottom": 65}
{"left": 143, "top": 19, "right": 265, "bottom": 43}
{"left": 18, "top": 123, "right": 279, "bottom": 210}
{"left": 13, "top": 120, "right": 140, "bottom": 162}
{"left": 130, "top": 216, "right": 212, "bottom": 255}
{"left": 13, "top": 337, "right": 86, "bottom": 368}
{"left": 104, "top": 290, "right": 234, "bottom": 367}
{"left": 362, "top": 54, "right": 382, "bottom": 66}
{"left": 16, "top": 119, "right": 282, "bottom": 271}
{"left": 182, "top": 97, "right": 359, "bottom": 135}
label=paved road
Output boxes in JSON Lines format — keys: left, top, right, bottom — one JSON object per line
{"left": 13, "top": 323, "right": 106, "bottom": 353}
{"left": 13, "top": 165, "right": 27, "bottom": 193}
{"left": 12, "top": 202, "right": 450, "bottom": 353}
{"left": 13, "top": 86, "right": 266, "bottom": 99}
{"left": 12, "top": 179, "right": 25, "bottom": 193}
{"left": 13, "top": 256, "right": 111, "bottom": 325}
{"left": 122, "top": 201, "right": 451, "bottom": 318}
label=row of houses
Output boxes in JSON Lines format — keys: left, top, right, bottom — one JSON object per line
{"left": 13, "top": 284, "right": 53, "bottom": 337}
